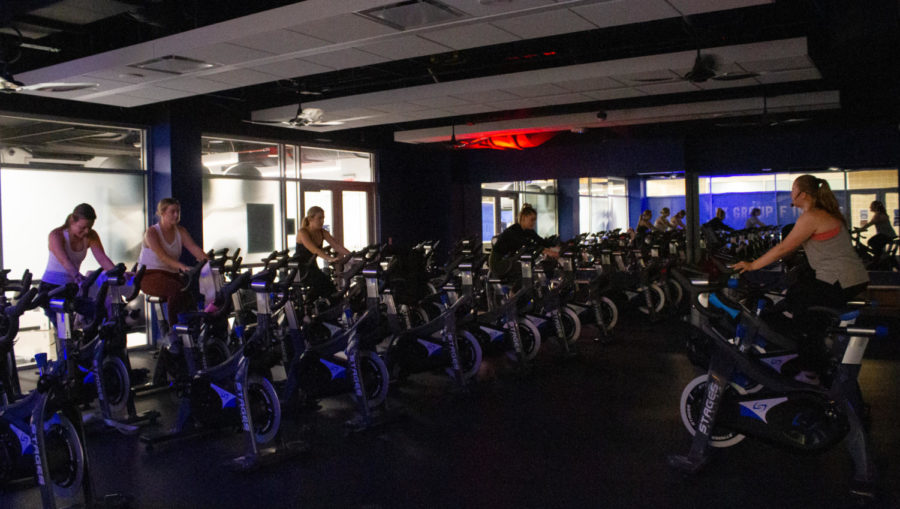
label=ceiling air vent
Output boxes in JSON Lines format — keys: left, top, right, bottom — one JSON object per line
{"left": 129, "top": 55, "right": 217, "bottom": 75}
{"left": 357, "top": 0, "right": 465, "bottom": 30}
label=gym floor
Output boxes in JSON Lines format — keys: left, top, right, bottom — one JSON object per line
{"left": 3, "top": 314, "right": 899, "bottom": 509}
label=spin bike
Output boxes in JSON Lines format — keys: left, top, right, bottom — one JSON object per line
{"left": 668, "top": 267, "right": 887, "bottom": 498}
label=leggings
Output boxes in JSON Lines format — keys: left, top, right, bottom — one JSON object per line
{"left": 783, "top": 277, "right": 868, "bottom": 373}
{"left": 141, "top": 270, "right": 195, "bottom": 324}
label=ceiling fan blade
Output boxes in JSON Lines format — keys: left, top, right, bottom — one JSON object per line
{"left": 307, "top": 121, "right": 345, "bottom": 126}
{"left": 19, "top": 82, "right": 99, "bottom": 92}
{"left": 242, "top": 119, "right": 304, "bottom": 129}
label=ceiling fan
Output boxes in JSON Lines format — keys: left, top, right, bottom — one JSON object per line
{"left": 0, "top": 68, "right": 98, "bottom": 94}
{"left": 440, "top": 124, "right": 483, "bottom": 150}
{"left": 714, "top": 94, "right": 811, "bottom": 128}
{"left": 245, "top": 102, "right": 374, "bottom": 129}
{"left": 631, "top": 48, "right": 761, "bottom": 84}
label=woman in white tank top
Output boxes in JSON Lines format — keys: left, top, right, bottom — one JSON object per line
{"left": 42, "top": 203, "right": 116, "bottom": 286}
{"left": 138, "top": 198, "right": 207, "bottom": 324}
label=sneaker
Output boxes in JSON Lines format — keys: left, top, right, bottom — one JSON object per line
{"left": 794, "top": 370, "right": 821, "bottom": 386}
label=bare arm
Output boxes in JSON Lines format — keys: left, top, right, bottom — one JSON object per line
{"left": 734, "top": 212, "right": 816, "bottom": 273}
{"left": 145, "top": 228, "right": 189, "bottom": 272}
{"left": 298, "top": 229, "right": 339, "bottom": 262}
{"left": 179, "top": 226, "right": 209, "bottom": 263}
{"left": 48, "top": 229, "right": 82, "bottom": 280}
{"left": 87, "top": 232, "right": 116, "bottom": 271}
{"left": 321, "top": 229, "right": 351, "bottom": 257}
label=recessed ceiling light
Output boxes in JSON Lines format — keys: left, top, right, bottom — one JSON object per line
{"left": 129, "top": 55, "right": 217, "bottom": 75}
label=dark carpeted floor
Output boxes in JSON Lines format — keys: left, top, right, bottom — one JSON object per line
{"left": 2, "top": 314, "right": 899, "bottom": 509}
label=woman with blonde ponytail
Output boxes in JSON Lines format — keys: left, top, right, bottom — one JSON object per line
{"left": 42, "top": 203, "right": 116, "bottom": 286}
{"left": 295, "top": 206, "right": 350, "bottom": 299}
{"left": 733, "top": 175, "right": 867, "bottom": 383}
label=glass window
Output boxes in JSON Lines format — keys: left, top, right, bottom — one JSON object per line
{"left": 578, "top": 177, "right": 628, "bottom": 233}
{"left": 1, "top": 115, "right": 147, "bottom": 363}
{"left": 342, "top": 191, "right": 369, "bottom": 251}
{"left": 202, "top": 179, "right": 284, "bottom": 258}
{"left": 300, "top": 148, "right": 373, "bottom": 182}
{"left": 202, "top": 138, "right": 280, "bottom": 178}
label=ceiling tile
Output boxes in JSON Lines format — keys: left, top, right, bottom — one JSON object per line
{"left": 203, "top": 68, "right": 280, "bottom": 87}
{"left": 443, "top": 104, "right": 491, "bottom": 115}
{"left": 557, "top": 76, "right": 627, "bottom": 92}
{"left": 84, "top": 66, "right": 174, "bottom": 84}
{"left": 668, "top": 0, "right": 773, "bottom": 15}
{"left": 739, "top": 55, "right": 814, "bottom": 73}
{"left": 359, "top": 36, "right": 452, "bottom": 60}
{"left": 419, "top": 23, "right": 520, "bottom": 50}
{"left": 179, "top": 43, "right": 273, "bottom": 66}
{"left": 248, "top": 59, "right": 335, "bottom": 78}
{"left": 634, "top": 81, "right": 702, "bottom": 95}
{"left": 582, "top": 88, "right": 647, "bottom": 101}
{"left": 490, "top": 9, "right": 597, "bottom": 39}
{"left": 157, "top": 77, "right": 232, "bottom": 94}
{"left": 408, "top": 96, "right": 472, "bottom": 108}
{"left": 756, "top": 68, "right": 821, "bottom": 84}
{"left": 230, "top": 29, "right": 330, "bottom": 54}
{"left": 449, "top": 89, "right": 520, "bottom": 103}
{"left": 501, "top": 83, "right": 570, "bottom": 98}
{"left": 369, "top": 102, "right": 430, "bottom": 114}
{"left": 287, "top": 13, "right": 399, "bottom": 43}
{"left": 532, "top": 92, "right": 596, "bottom": 106}
{"left": 121, "top": 87, "right": 194, "bottom": 101}
{"left": 302, "top": 48, "right": 390, "bottom": 70}
{"left": 439, "top": 0, "right": 558, "bottom": 17}
{"left": 489, "top": 98, "right": 544, "bottom": 110}
{"left": 87, "top": 94, "right": 157, "bottom": 107}
{"left": 571, "top": 1, "right": 678, "bottom": 29}
{"left": 400, "top": 109, "right": 451, "bottom": 121}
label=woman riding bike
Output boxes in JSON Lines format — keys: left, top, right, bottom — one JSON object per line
{"left": 733, "top": 175, "right": 868, "bottom": 383}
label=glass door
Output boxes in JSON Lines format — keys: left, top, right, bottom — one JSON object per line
{"left": 299, "top": 182, "right": 374, "bottom": 253}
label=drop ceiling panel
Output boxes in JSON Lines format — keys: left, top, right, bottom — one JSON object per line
{"left": 248, "top": 58, "right": 335, "bottom": 79}
{"left": 369, "top": 102, "right": 430, "bottom": 113}
{"left": 29, "top": 0, "right": 132, "bottom": 25}
{"left": 439, "top": 0, "right": 559, "bottom": 18}
{"left": 301, "top": 48, "right": 390, "bottom": 70}
{"left": 444, "top": 104, "right": 492, "bottom": 115}
{"left": 157, "top": 77, "right": 234, "bottom": 94}
{"left": 489, "top": 9, "right": 597, "bottom": 39}
{"left": 203, "top": 68, "right": 280, "bottom": 87}
{"left": 88, "top": 94, "right": 157, "bottom": 108}
{"left": 582, "top": 88, "right": 646, "bottom": 101}
{"left": 359, "top": 36, "right": 453, "bottom": 60}
{"left": 407, "top": 95, "right": 473, "bottom": 108}
{"left": 533, "top": 92, "right": 597, "bottom": 106}
{"left": 756, "top": 68, "right": 821, "bottom": 84}
{"left": 84, "top": 66, "right": 176, "bottom": 84}
{"left": 501, "top": 83, "right": 571, "bottom": 98}
{"left": 740, "top": 55, "right": 814, "bottom": 73}
{"left": 419, "top": 23, "right": 521, "bottom": 50}
{"left": 634, "top": 81, "right": 701, "bottom": 95}
{"left": 400, "top": 109, "right": 452, "bottom": 121}
{"left": 121, "top": 87, "right": 195, "bottom": 101}
{"left": 668, "top": 0, "right": 773, "bottom": 15}
{"left": 571, "top": 0, "right": 679, "bottom": 28}
{"left": 449, "top": 89, "right": 521, "bottom": 104}
{"left": 557, "top": 76, "right": 627, "bottom": 92}
{"left": 229, "top": 29, "right": 330, "bottom": 54}
{"left": 489, "top": 98, "right": 544, "bottom": 110}
{"left": 178, "top": 43, "right": 274, "bottom": 66}
{"left": 287, "top": 14, "right": 399, "bottom": 43}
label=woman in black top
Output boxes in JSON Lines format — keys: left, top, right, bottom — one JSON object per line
{"left": 295, "top": 206, "right": 350, "bottom": 299}
{"left": 489, "top": 203, "right": 558, "bottom": 278}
